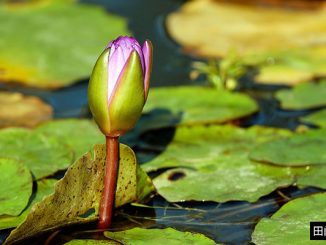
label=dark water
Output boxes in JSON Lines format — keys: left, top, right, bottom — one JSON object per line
{"left": 1, "top": 0, "right": 325, "bottom": 244}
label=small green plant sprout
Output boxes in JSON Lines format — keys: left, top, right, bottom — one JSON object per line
{"left": 190, "top": 53, "right": 246, "bottom": 91}
{"left": 88, "top": 36, "right": 153, "bottom": 230}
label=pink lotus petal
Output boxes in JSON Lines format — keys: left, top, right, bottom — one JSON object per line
{"left": 108, "top": 46, "right": 127, "bottom": 100}
{"left": 142, "top": 40, "right": 153, "bottom": 99}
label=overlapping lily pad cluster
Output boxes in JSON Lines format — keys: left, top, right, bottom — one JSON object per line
{"left": 164, "top": 0, "right": 326, "bottom": 241}
{"left": 1, "top": 0, "right": 326, "bottom": 244}
{"left": 0, "top": 120, "right": 154, "bottom": 244}
{"left": 140, "top": 84, "right": 326, "bottom": 244}
{"left": 167, "top": 0, "right": 326, "bottom": 86}
{"left": 1, "top": 81, "right": 326, "bottom": 244}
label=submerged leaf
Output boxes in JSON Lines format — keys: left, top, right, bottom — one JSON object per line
{"left": 0, "top": 158, "right": 32, "bottom": 216}
{"left": 0, "top": 128, "right": 73, "bottom": 179}
{"left": 249, "top": 128, "right": 326, "bottom": 166}
{"left": 276, "top": 81, "right": 326, "bottom": 110}
{"left": 0, "top": 179, "right": 56, "bottom": 230}
{"left": 0, "top": 92, "right": 52, "bottom": 128}
{"left": 4, "top": 144, "right": 154, "bottom": 245}
{"left": 37, "top": 119, "right": 103, "bottom": 160}
{"left": 104, "top": 227, "right": 217, "bottom": 245}
{"left": 0, "top": 1, "right": 129, "bottom": 88}
{"left": 143, "top": 86, "right": 258, "bottom": 128}
{"left": 252, "top": 193, "right": 326, "bottom": 245}
{"left": 142, "top": 125, "right": 300, "bottom": 202}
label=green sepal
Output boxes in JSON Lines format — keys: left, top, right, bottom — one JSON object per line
{"left": 88, "top": 48, "right": 110, "bottom": 135}
{"left": 108, "top": 51, "right": 145, "bottom": 136}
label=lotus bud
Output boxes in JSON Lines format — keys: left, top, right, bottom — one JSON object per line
{"left": 88, "top": 36, "right": 153, "bottom": 137}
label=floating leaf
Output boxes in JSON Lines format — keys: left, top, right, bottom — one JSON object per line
{"left": 252, "top": 193, "right": 326, "bottom": 245}
{"left": 4, "top": 144, "right": 154, "bottom": 245}
{"left": 166, "top": 1, "right": 326, "bottom": 85}
{"left": 0, "top": 128, "right": 73, "bottom": 179}
{"left": 37, "top": 119, "right": 103, "bottom": 160}
{"left": 65, "top": 240, "right": 118, "bottom": 245}
{"left": 249, "top": 128, "right": 326, "bottom": 166}
{"left": 0, "top": 158, "right": 32, "bottom": 216}
{"left": 276, "top": 81, "right": 326, "bottom": 110}
{"left": 143, "top": 87, "right": 258, "bottom": 128}
{"left": 0, "top": 92, "right": 52, "bottom": 128}
{"left": 296, "top": 166, "right": 326, "bottom": 189}
{"left": 0, "top": 1, "right": 129, "bottom": 88}
{"left": 142, "top": 125, "right": 300, "bottom": 202}
{"left": 104, "top": 227, "right": 217, "bottom": 245}
{"left": 301, "top": 108, "right": 326, "bottom": 127}
{"left": 0, "top": 179, "right": 56, "bottom": 230}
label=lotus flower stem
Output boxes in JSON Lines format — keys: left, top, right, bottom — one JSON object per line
{"left": 98, "top": 136, "right": 119, "bottom": 229}
{"left": 88, "top": 36, "right": 153, "bottom": 230}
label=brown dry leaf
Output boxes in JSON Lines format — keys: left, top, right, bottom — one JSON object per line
{"left": 4, "top": 144, "right": 154, "bottom": 245}
{"left": 167, "top": 0, "right": 326, "bottom": 85}
{"left": 0, "top": 92, "right": 52, "bottom": 128}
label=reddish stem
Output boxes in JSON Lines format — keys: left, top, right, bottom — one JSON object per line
{"left": 98, "top": 136, "right": 119, "bottom": 230}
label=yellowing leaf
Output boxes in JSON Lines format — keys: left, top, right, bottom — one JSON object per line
{"left": 166, "top": 0, "right": 326, "bottom": 85}
{"left": 0, "top": 92, "right": 52, "bottom": 128}
{"left": 4, "top": 144, "right": 154, "bottom": 245}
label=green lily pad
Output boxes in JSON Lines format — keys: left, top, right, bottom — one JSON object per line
{"left": 65, "top": 240, "right": 118, "bottom": 245}
{"left": 37, "top": 119, "right": 104, "bottom": 160}
{"left": 142, "top": 125, "right": 301, "bottom": 202}
{"left": 252, "top": 193, "right": 326, "bottom": 245}
{"left": 0, "top": 1, "right": 129, "bottom": 88}
{"left": 143, "top": 86, "right": 258, "bottom": 128}
{"left": 249, "top": 128, "right": 326, "bottom": 166}
{"left": 4, "top": 144, "right": 154, "bottom": 245}
{"left": 276, "top": 81, "right": 326, "bottom": 110}
{"left": 0, "top": 128, "right": 74, "bottom": 179}
{"left": 296, "top": 166, "right": 326, "bottom": 189}
{"left": 301, "top": 108, "right": 326, "bottom": 127}
{"left": 0, "top": 179, "right": 56, "bottom": 230}
{"left": 0, "top": 158, "right": 32, "bottom": 216}
{"left": 104, "top": 227, "right": 217, "bottom": 245}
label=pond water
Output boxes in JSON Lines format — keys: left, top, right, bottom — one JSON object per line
{"left": 0, "top": 0, "right": 324, "bottom": 244}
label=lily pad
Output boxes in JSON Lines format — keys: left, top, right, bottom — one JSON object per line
{"left": 301, "top": 108, "right": 326, "bottom": 127}
{"left": 166, "top": 1, "right": 326, "bottom": 85}
{"left": 0, "top": 158, "right": 32, "bottom": 216}
{"left": 37, "top": 119, "right": 103, "bottom": 160}
{"left": 0, "top": 128, "right": 73, "bottom": 179}
{"left": 276, "top": 81, "right": 326, "bottom": 110}
{"left": 0, "top": 92, "right": 53, "bottom": 128}
{"left": 143, "top": 86, "right": 258, "bottom": 128}
{"left": 65, "top": 241, "right": 118, "bottom": 245}
{"left": 4, "top": 144, "right": 154, "bottom": 245}
{"left": 104, "top": 227, "right": 217, "bottom": 245}
{"left": 249, "top": 128, "right": 326, "bottom": 166}
{"left": 296, "top": 166, "right": 326, "bottom": 189}
{"left": 0, "top": 1, "right": 129, "bottom": 88}
{"left": 142, "top": 125, "right": 301, "bottom": 202}
{"left": 252, "top": 193, "right": 326, "bottom": 245}
{"left": 0, "top": 179, "right": 56, "bottom": 230}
